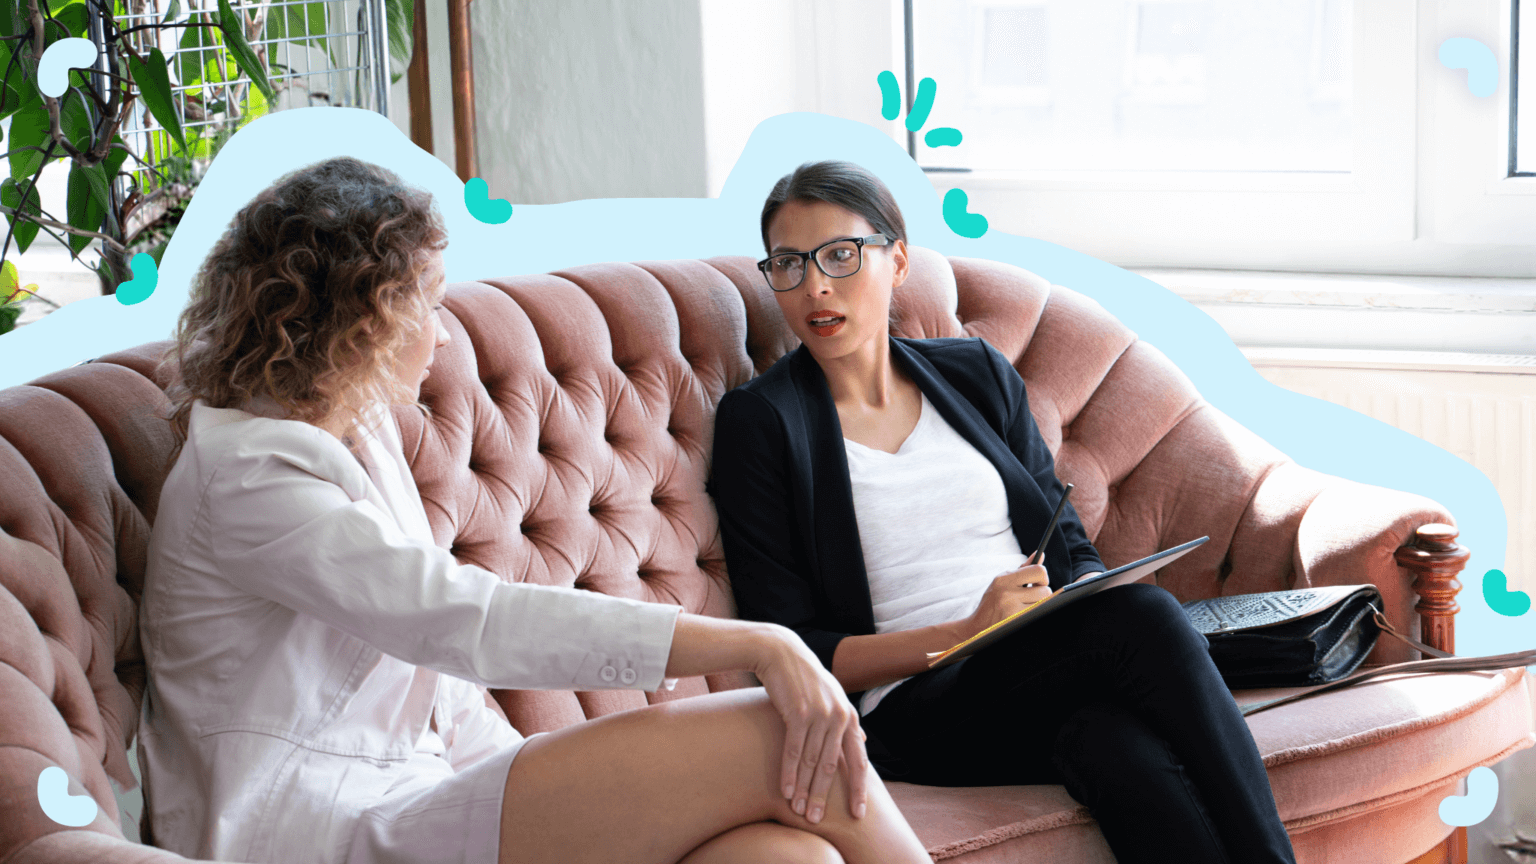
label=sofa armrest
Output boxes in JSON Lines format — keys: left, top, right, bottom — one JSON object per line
{"left": 1291, "top": 479, "right": 1464, "bottom": 664}
{"left": 1393, "top": 523, "right": 1470, "bottom": 656}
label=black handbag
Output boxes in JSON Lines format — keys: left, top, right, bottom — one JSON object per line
{"left": 1181, "top": 585, "right": 1425, "bottom": 689}
{"left": 1182, "top": 585, "right": 1536, "bottom": 716}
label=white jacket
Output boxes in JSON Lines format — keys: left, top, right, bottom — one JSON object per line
{"left": 138, "top": 400, "right": 680, "bottom": 863}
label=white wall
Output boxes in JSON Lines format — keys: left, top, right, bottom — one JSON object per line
{"left": 396, "top": 0, "right": 904, "bottom": 202}
{"left": 700, "top": 0, "right": 904, "bottom": 197}
{"left": 467, "top": 0, "right": 708, "bottom": 203}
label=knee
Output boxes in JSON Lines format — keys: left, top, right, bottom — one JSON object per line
{"left": 775, "top": 831, "right": 845, "bottom": 864}
{"left": 1099, "top": 584, "right": 1205, "bottom": 651}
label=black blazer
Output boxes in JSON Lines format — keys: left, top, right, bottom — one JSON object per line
{"left": 708, "top": 336, "right": 1105, "bottom": 677}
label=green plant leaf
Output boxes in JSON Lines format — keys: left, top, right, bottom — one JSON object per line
{"left": 80, "top": 160, "right": 107, "bottom": 211}
{"left": 0, "top": 302, "right": 19, "bottom": 332}
{"left": 52, "top": 2, "right": 87, "bottom": 37}
{"left": 42, "top": 16, "right": 68, "bottom": 43}
{"left": 177, "top": 15, "right": 220, "bottom": 91}
{"left": 1, "top": 258, "right": 18, "bottom": 299}
{"left": 236, "top": 75, "right": 267, "bottom": 129}
{"left": 160, "top": 0, "right": 180, "bottom": 24}
{"left": 2, "top": 176, "right": 42, "bottom": 253}
{"left": 0, "top": 0, "right": 17, "bottom": 40}
{"left": 0, "top": 44, "right": 43, "bottom": 119}
{"left": 384, "top": 0, "right": 412, "bottom": 84}
{"left": 215, "top": 0, "right": 273, "bottom": 102}
{"left": 265, "top": 0, "right": 329, "bottom": 53}
{"left": 103, "top": 134, "right": 127, "bottom": 179}
{"left": 65, "top": 161, "right": 105, "bottom": 254}
{"left": 129, "top": 47, "right": 185, "bottom": 154}
{"left": 7, "top": 105, "right": 51, "bottom": 181}
{"left": 58, "top": 89, "right": 92, "bottom": 151}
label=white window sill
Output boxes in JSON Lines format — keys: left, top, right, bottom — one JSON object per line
{"left": 1134, "top": 269, "right": 1536, "bottom": 356}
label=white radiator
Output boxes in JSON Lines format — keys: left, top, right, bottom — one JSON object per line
{"left": 1242, "top": 348, "right": 1536, "bottom": 595}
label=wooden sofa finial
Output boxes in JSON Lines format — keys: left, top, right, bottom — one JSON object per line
{"left": 1394, "top": 523, "right": 1469, "bottom": 656}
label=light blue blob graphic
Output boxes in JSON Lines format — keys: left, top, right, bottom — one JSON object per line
{"left": 38, "top": 38, "right": 99, "bottom": 98}
{"left": 37, "top": 766, "right": 98, "bottom": 827}
{"left": 1438, "top": 37, "right": 1498, "bottom": 97}
{"left": 1482, "top": 569, "right": 1530, "bottom": 617}
{"left": 877, "top": 70, "right": 901, "bottom": 121}
{"left": 115, "top": 253, "right": 159, "bottom": 305}
{"left": 924, "top": 127, "right": 962, "bottom": 148}
{"left": 905, "top": 77, "right": 936, "bottom": 132}
{"left": 0, "top": 108, "right": 1525, "bottom": 670}
{"left": 1440, "top": 767, "right": 1498, "bottom": 826}
{"left": 464, "top": 177, "right": 512, "bottom": 224}
{"left": 942, "top": 188, "right": 987, "bottom": 238}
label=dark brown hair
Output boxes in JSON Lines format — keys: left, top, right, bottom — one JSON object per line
{"left": 759, "top": 160, "right": 908, "bottom": 252}
{"left": 161, "top": 156, "right": 448, "bottom": 456}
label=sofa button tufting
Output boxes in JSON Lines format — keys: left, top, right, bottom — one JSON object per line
{"left": 619, "top": 668, "right": 637, "bottom": 685}
{"left": 600, "top": 665, "right": 617, "bottom": 683}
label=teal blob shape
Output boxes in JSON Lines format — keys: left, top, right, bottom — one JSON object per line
{"left": 1439, "top": 766, "right": 1498, "bottom": 827}
{"left": 1438, "top": 37, "right": 1498, "bottom": 97}
{"left": 1482, "top": 569, "right": 1530, "bottom": 617}
{"left": 905, "top": 77, "right": 936, "bottom": 132}
{"left": 877, "top": 70, "right": 901, "bottom": 121}
{"left": 942, "top": 188, "right": 987, "bottom": 238}
{"left": 115, "top": 253, "right": 158, "bottom": 306}
{"left": 925, "top": 127, "right": 962, "bottom": 148}
{"left": 37, "top": 767, "right": 98, "bottom": 827}
{"left": 464, "top": 177, "right": 513, "bottom": 224}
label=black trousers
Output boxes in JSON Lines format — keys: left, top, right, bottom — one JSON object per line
{"left": 861, "top": 583, "right": 1296, "bottom": 864}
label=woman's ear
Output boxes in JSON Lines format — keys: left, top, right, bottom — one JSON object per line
{"left": 889, "top": 238, "right": 910, "bottom": 288}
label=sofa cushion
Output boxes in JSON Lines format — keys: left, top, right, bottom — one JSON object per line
{"left": 890, "top": 668, "right": 1534, "bottom": 863}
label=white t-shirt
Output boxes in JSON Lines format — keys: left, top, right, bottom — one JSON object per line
{"left": 844, "top": 393, "right": 1030, "bottom": 715}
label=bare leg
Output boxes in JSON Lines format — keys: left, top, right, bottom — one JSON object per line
{"left": 497, "top": 688, "right": 930, "bottom": 864}
{"left": 680, "top": 822, "right": 843, "bottom": 864}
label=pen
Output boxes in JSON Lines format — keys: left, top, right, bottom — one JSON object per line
{"left": 1025, "top": 483, "right": 1073, "bottom": 568}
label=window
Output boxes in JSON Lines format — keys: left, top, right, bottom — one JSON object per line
{"left": 915, "top": 0, "right": 1353, "bottom": 173}
{"left": 900, "top": 0, "right": 1536, "bottom": 275}
{"left": 1515, "top": 0, "right": 1533, "bottom": 173}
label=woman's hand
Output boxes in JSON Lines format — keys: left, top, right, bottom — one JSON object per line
{"left": 751, "top": 625, "right": 868, "bottom": 826}
{"left": 965, "top": 563, "right": 1054, "bottom": 637}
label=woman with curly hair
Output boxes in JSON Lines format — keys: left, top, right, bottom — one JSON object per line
{"left": 140, "top": 157, "right": 930, "bottom": 864}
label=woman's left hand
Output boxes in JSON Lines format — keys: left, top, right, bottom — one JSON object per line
{"left": 751, "top": 624, "right": 868, "bottom": 825}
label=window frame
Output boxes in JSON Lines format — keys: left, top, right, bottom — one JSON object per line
{"left": 899, "top": 0, "right": 1536, "bottom": 276}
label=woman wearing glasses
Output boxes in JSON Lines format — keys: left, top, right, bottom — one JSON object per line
{"left": 708, "top": 160, "right": 1296, "bottom": 864}
{"left": 140, "top": 157, "right": 933, "bottom": 864}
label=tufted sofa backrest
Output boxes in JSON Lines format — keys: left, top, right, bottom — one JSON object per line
{"left": 0, "top": 249, "right": 1329, "bottom": 857}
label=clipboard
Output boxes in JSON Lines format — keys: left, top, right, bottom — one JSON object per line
{"left": 925, "top": 536, "right": 1210, "bottom": 670}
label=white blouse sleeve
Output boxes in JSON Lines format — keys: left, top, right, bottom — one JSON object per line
{"left": 201, "top": 430, "right": 680, "bottom": 693}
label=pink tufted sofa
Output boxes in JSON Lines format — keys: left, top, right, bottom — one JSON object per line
{"left": 1, "top": 249, "right": 1532, "bottom": 864}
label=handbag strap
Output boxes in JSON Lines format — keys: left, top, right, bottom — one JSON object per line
{"left": 1371, "top": 609, "right": 1454, "bottom": 660}
{"left": 1238, "top": 606, "right": 1536, "bottom": 716}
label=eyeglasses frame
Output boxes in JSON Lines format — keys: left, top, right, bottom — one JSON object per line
{"left": 755, "top": 234, "right": 891, "bottom": 293}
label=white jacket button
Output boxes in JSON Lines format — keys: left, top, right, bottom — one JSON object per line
{"left": 619, "top": 668, "right": 637, "bottom": 685}
{"left": 600, "top": 665, "right": 617, "bottom": 682}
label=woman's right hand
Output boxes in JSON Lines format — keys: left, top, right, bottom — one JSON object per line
{"left": 750, "top": 624, "right": 868, "bottom": 826}
{"left": 965, "top": 563, "right": 1054, "bottom": 637}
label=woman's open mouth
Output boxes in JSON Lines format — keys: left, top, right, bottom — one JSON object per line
{"left": 806, "top": 311, "right": 846, "bottom": 338}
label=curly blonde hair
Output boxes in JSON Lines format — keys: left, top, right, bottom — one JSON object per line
{"left": 162, "top": 157, "right": 448, "bottom": 456}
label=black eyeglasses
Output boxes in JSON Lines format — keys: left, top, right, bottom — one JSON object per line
{"left": 756, "top": 234, "right": 890, "bottom": 292}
